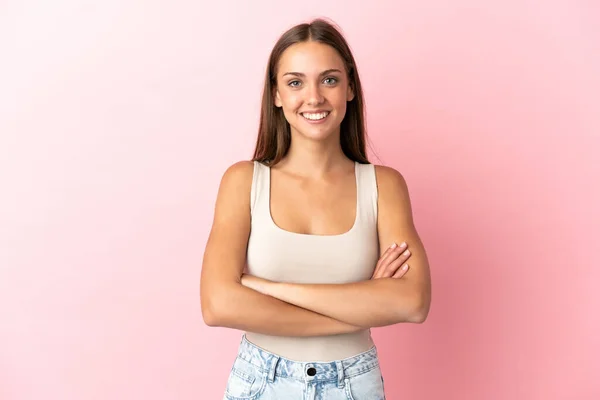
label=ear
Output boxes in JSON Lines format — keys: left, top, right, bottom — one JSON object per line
{"left": 347, "top": 83, "right": 355, "bottom": 102}
{"left": 273, "top": 89, "right": 282, "bottom": 108}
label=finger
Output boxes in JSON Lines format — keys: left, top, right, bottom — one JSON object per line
{"left": 386, "top": 242, "right": 407, "bottom": 262}
{"left": 378, "top": 244, "right": 395, "bottom": 264}
{"left": 373, "top": 247, "right": 400, "bottom": 279}
{"left": 375, "top": 243, "right": 409, "bottom": 279}
{"left": 372, "top": 243, "right": 399, "bottom": 278}
{"left": 380, "top": 249, "right": 412, "bottom": 278}
{"left": 384, "top": 248, "right": 411, "bottom": 277}
{"left": 392, "top": 263, "right": 409, "bottom": 278}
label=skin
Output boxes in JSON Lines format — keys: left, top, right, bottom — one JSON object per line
{"left": 200, "top": 41, "right": 431, "bottom": 335}
{"left": 274, "top": 41, "right": 354, "bottom": 146}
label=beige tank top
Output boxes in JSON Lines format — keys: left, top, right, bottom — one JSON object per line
{"left": 244, "top": 160, "right": 380, "bottom": 362}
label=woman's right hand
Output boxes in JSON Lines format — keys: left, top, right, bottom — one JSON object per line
{"left": 371, "top": 242, "right": 411, "bottom": 279}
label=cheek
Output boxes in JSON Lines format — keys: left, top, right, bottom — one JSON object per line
{"left": 280, "top": 92, "right": 302, "bottom": 110}
{"left": 335, "top": 89, "right": 351, "bottom": 104}
{"left": 328, "top": 93, "right": 347, "bottom": 114}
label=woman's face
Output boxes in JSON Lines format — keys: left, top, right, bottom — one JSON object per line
{"left": 274, "top": 41, "right": 354, "bottom": 142}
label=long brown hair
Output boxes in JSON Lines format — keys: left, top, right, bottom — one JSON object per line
{"left": 252, "top": 18, "right": 370, "bottom": 166}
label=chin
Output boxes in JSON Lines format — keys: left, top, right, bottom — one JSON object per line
{"left": 294, "top": 127, "right": 338, "bottom": 142}
{"left": 291, "top": 116, "right": 342, "bottom": 141}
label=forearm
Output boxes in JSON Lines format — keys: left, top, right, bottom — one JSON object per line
{"left": 202, "top": 283, "right": 363, "bottom": 336}
{"left": 266, "top": 278, "right": 427, "bottom": 328}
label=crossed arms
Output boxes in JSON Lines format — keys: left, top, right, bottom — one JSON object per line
{"left": 200, "top": 161, "right": 431, "bottom": 336}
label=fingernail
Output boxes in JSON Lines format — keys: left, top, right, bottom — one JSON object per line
{"left": 390, "top": 242, "right": 397, "bottom": 249}
{"left": 403, "top": 250, "right": 410, "bottom": 256}
{"left": 402, "top": 264, "right": 409, "bottom": 270}
{"left": 399, "top": 242, "right": 407, "bottom": 248}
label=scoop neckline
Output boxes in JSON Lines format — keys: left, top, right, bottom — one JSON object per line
{"left": 265, "top": 162, "right": 360, "bottom": 238}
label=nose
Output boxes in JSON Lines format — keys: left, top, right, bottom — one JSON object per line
{"left": 306, "top": 83, "right": 324, "bottom": 105}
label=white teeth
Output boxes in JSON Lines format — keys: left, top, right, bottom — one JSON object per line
{"left": 302, "top": 112, "right": 329, "bottom": 120}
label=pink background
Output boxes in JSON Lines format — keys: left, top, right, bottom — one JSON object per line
{"left": 1, "top": 1, "right": 599, "bottom": 399}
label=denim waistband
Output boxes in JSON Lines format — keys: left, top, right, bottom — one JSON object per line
{"left": 235, "top": 334, "right": 380, "bottom": 383}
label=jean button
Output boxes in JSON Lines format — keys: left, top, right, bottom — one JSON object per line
{"left": 306, "top": 367, "right": 317, "bottom": 376}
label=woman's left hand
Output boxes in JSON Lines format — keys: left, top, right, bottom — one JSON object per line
{"left": 240, "top": 274, "right": 272, "bottom": 295}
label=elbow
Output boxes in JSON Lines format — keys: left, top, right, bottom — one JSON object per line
{"left": 201, "top": 290, "right": 230, "bottom": 327}
{"left": 201, "top": 303, "right": 220, "bottom": 327}
{"left": 201, "top": 298, "right": 220, "bottom": 327}
{"left": 408, "top": 293, "right": 431, "bottom": 324}
{"left": 201, "top": 278, "right": 242, "bottom": 327}
{"left": 408, "top": 309, "right": 428, "bottom": 324}
{"left": 397, "top": 288, "right": 430, "bottom": 324}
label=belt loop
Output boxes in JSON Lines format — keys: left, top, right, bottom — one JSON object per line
{"left": 335, "top": 360, "right": 344, "bottom": 388}
{"left": 267, "top": 356, "right": 280, "bottom": 383}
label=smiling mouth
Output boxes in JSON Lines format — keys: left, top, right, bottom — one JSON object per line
{"left": 301, "top": 111, "right": 330, "bottom": 121}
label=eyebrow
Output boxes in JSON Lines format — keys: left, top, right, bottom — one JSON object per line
{"left": 282, "top": 68, "right": 343, "bottom": 78}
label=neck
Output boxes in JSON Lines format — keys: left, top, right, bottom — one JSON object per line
{"left": 276, "top": 130, "right": 353, "bottom": 178}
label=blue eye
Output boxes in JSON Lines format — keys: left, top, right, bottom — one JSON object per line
{"left": 324, "top": 77, "right": 338, "bottom": 85}
{"left": 288, "top": 80, "right": 301, "bottom": 87}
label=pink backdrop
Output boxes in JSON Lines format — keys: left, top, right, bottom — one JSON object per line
{"left": 1, "top": 1, "right": 599, "bottom": 399}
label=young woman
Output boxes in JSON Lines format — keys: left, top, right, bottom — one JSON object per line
{"left": 200, "top": 18, "right": 432, "bottom": 400}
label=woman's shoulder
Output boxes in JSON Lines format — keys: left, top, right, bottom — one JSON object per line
{"left": 372, "top": 164, "right": 410, "bottom": 197}
{"left": 221, "top": 159, "right": 256, "bottom": 178}
{"left": 217, "top": 160, "right": 256, "bottom": 193}
{"left": 373, "top": 164, "right": 407, "bottom": 184}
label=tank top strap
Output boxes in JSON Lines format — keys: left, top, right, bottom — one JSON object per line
{"left": 250, "top": 160, "right": 270, "bottom": 217}
{"left": 355, "top": 162, "right": 378, "bottom": 223}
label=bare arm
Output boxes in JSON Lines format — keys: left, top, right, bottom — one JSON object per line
{"left": 242, "top": 165, "right": 432, "bottom": 328}
{"left": 200, "top": 161, "right": 363, "bottom": 336}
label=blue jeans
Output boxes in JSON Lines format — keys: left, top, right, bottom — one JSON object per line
{"left": 223, "top": 335, "right": 386, "bottom": 400}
